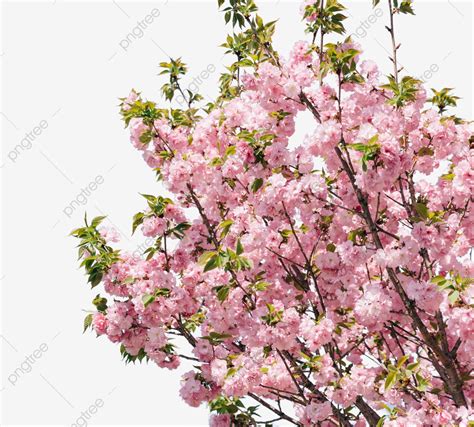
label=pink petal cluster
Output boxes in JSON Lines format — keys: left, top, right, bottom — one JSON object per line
{"left": 77, "top": 3, "right": 474, "bottom": 425}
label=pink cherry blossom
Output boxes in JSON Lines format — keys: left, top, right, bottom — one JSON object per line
{"left": 73, "top": 1, "right": 473, "bottom": 424}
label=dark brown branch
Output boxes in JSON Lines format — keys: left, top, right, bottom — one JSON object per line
{"left": 248, "top": 393, "right": 301, "bottom": 426}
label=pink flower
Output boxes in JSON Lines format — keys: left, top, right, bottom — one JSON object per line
{"left": 193, "top": 339, "right": 214, "bottom": 362}
{"left": 315, "top": 251, "right": 340, "bottom": 281}
{"left": 405, "top": 280, "right": 443, "bottom": 313}
{"left": 265, "top": 142, "right": 290, "bottom": 167}
{"left": 122, "top": 89, "right": 138, "bottom": 110}
{"left": 99, "top": 226, "right": 120, "bottom": 243}
{"left": 92, "top": 313, "right": 108, "bottom": 335}
{"left": 210, "top": 358, "right": 227, "bottom": 386}
{"left": 210, "top": 414, "right": 231, "bottom": 427}
{"left": 300, "top": 316, "right": 334, "bottom": 351}
{"left": 141, "top": 216, "right": 166, "bottom": 237}
{"left": 283, "top": 80, "right": 300, "bottom": 98}
{"left": 300, "top": 0, "right": 319, "bottom": 22}
{"left": 179, "top": 371, "right": 213, "bottom": 407}
{"left": 354, "top": 284, "right": 393, "bottom": 330}
{"left": 147, "top": 327, "right": 167, "bottom": 348}
{"left": 301, "top": 401, "right": 332, "bottom": 425}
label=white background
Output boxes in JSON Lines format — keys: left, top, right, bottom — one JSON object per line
{"left": 1, "top": 0, "right": 472, "bottom": 425}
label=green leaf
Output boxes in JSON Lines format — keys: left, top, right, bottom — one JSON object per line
{"left": 236, "top": 239, "right": 244, "bottom": 256}
{"left": 415, "top": 373, "right": 430, "bottom": 391}
{"left": 139, "top": 130, "right": 153, "bottom": 144}
{"left": 440, "top": 173, "right": 455, "bottom": 181}
{"left": 414, "top": 202, "right": 429, "bottom": 220}
{"left": 251, "top": 178, "right": 264, "bottom": 192}
{"left": 83, "top": 313, "right": 93, "bottom": 333}
{"left": 398, "top": 0, "right": 415, "bottom": 15}
{"left": 219, "top": 219, "right": 234, "bottom": 238}
{"left": 215, "top": 285, "right": 230, "bottom": 302}
{"left": 91, "top": 216, "right": 107, "bottom": 228}
{"left": 92, "top": 294, "right": 108, "bottom": 312}
{"left": 89, "top": 272, "right": 103, "bottom": 288}
{"left": 142, "top": 294, "right": 155, "bottom": 308}
{"left": 155, "top": 288, "right": 171, "bottom": 298}
{"left": 428, "top": 87, "right": 459, "bottom": 113}
{"left": 417, "top": 147, "right": 434, "bottom": 157}
{"left": 385, "top": 370, "right": 397, "bottom": 391}
{"left": 198, "top": 251, "right": 216, "bottom": 265}
{"left": 202, "top": 331, "right": 232, "bottom": 345}
{"left": 407, "top": 361, "right": 420, "bottom": 372}
{"left": 448, "top": 290, "right": 460, "bottom": 304}
{"left": 431, "top": 275, "right": 446, "bottom": 284}
{"left": 210, "top": 157, "right": 224, "bottom": 167}
{"left": 204, "top": 254, "right": 220, "bottom": 272}
{"left": 381, "top": 75, "right": 421, "bottom": 107}
{"left": 253, "top": 281, "right": 270, "bottom": 291}
{"left": 396, "top": 355, "right": 410, "bottom": 368}
{"left": 225, "top": 145, "right": 236, "bottom": 158}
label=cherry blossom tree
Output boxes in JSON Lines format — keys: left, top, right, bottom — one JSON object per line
{"left": 72, "top": 0, "right": 473, "bottom": 425}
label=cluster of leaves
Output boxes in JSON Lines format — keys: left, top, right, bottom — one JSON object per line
{"left": 321, "top": 41, "right": 363, "bottom": 84}
{"left": 411, "top": 199, "right": 445, "bottom": 225}
{"left": 83, "top": 293, "right": 108, "bottom": 333}
{"left": 381, "top": 76, "right": 421, "bottom": 108}
{"left": 209, "top": 145, "right": 237, "bottom": 167}
{"left": 202, "top": 331, "right": 233, "bottom": 345}
{"left": 428, "top": 87, "right": 460, "bottom": 114}
{"left": 72, "top": 216, "right": 120, "bottom": 335}
{"left": 142, "top": 287, "right": 172, "bottom": 308}
{"left": 219, "top": 33, "right": 252, "bottom": 99}
{"left": 132, "top": 194, "right": 172, "bottom": 233}
{"left": 209, "top": 396, "right": 260, "bottom": 425}
{"left": 120, "top": 340, "right": 176, "bottom": 365}
{"left": 269, "top": 109, "right": 292, "bottom": 123}
{"left": 120, "top": 345, "right": 149, "bottom": 364}
{"left": 131, "top": 194, "right": 190, "bottom": 260}
{"left": 384, "top": 355, "right": 430, "bottom": 393}
{"left": 299, "top": 352, "right": 324, "bottom": 370}
{"left": 121, "top": 89, "right": 200, "bottom": 135}
{"left": 217, "top": 0, "right": 278, "bottom": 103}
{"left": 120, "top": 96, "right": 165, "bottom": 128}
{"left": 133, "top": 194, "right": 190, "bottom": 235}
{"left": 348, "top": 134, "right": 380, "bottom": 171}
{"left": 199, "top": 240, "right": 253, "bottom": 273}
{"left": 373, "top": 0, "right": 414, "bottom": 14}
{"left": 159, "top": 58, "right": 206, "bottom": 113}
{"left": 218, "top": 0, "right": 257, "bottom": 28}
{"left": 71, "top": 215, "right": 120, "bottom": 288}
{"left": 261, "top": 303, "right": 284, "bottom": 326}
{"left": 183, "top": 311, "right": 206, "bottom": 333}
{"left": 432, "top": 274, "right": 473, "bottom": 304}
{"left": 235, "top": 128, "right": 276, "bottom": 165}
{"left": 219, "top": 23, "right": 275, "bottom": 101}
{"left": 219, "top": 0, "right": 277, "bottom": 62}
{"left": 347, "top": 227, "right": 368, "bottom": 246}
{"left": 304, "top": 0, "right": 347, "bottom": 37}
{"left": 159, "top": 58, "right": 189, "bottom": 102}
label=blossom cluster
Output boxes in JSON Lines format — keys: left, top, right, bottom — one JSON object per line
{"left": 74, "top": 0, "right": 473, "bottom": 425}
